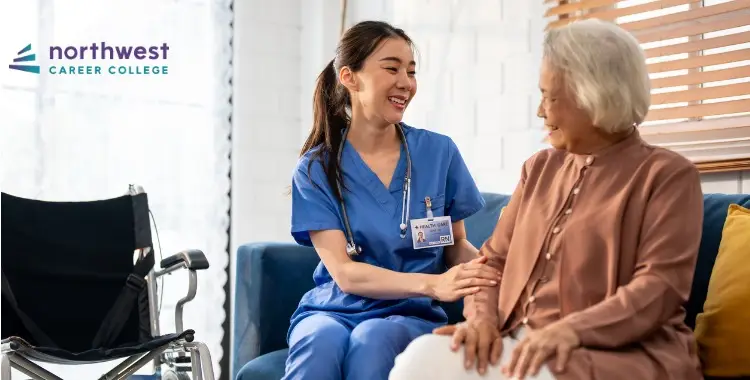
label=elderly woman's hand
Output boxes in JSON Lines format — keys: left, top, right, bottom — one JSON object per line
{"left": 433, "top": 318, "right": 503, "bottom": 375}
{"left": 503, "top": 321, "right": 580, "bottom": 379}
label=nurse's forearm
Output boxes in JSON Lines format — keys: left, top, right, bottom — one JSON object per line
{"left": 310, "top": 230, "right": 437, "bottom": 300}
{"left": 336, "top": 262, "right": 435, "bottom": 300}
{"left": 444, "top": 238, "right": 480, "bottom": 267}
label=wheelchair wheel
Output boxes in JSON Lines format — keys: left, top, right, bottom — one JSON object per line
{"left": 161, "top": 369, "right": 191, "bottom": 380}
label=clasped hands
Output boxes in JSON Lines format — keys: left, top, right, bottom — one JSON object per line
{"left": 433, "top": 318, "right": 581, "bottom": 379}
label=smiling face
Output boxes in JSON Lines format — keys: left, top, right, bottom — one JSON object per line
{"left": 341, "top": 37, "right": 417, "bottom": 126}
{"left": 537, "top": 59, "right": 596, "bottom": 152}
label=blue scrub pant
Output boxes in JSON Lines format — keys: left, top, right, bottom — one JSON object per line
{"left": 282, "top": 313, "right": 437, "bottom": 380}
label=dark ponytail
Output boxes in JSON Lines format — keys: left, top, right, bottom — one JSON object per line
{"left": 300, "top": 58, "right": 350, "bottom": 203}
{"left": 299, "top": 21, "right": 414, "bottom": 203}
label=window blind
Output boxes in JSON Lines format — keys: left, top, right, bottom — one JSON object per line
{"left": 544, "top": 0, "right": 750, "bottom": 172}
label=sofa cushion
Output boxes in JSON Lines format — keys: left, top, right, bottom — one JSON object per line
{"left": 695, "top": 203, "right": 750, "bottom": 377}
{"left": 236, "top": 348, "right": 288, "bottom": 380}
{"left": 464, "top": 193, "right": 511, "bottom": 248}
{"left": 684, "top": 194, "right": 750, "bottom": 329}
{"left": 232, "top": 242, "right": 319, "bottom": 379}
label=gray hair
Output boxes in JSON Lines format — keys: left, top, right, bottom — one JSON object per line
{"left": 543, "top": 19, "right": 651, "bottom": 133}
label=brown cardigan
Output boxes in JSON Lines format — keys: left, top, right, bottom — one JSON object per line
{"left": 464, "top": 130, "right": 705, "bottom": 380}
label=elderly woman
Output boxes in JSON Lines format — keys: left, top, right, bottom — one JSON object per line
{"left": 388, "top": 19, "right": 705, "bottom": 380}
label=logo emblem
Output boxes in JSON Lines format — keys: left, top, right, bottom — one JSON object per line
{"left": 9, "top": 44, "right": 40, "bottom": 74}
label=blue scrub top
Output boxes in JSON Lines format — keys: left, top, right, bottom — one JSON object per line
{"left": 289, "top": 123, "right": 485, "bottom": 330}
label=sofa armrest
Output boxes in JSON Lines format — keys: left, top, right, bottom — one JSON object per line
{"left": 231, "top": 242, "right": 320, "bottom": 378}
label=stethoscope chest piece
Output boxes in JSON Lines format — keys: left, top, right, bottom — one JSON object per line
{"left": 346, "top": 242, "right": 361, "bottom": 256}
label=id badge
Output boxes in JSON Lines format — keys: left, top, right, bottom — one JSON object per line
{"left": 410, "top": 195, "right": 454, "bottom": 249}
{"left": 411, "top": 216, "right": 454, "bottom": 249}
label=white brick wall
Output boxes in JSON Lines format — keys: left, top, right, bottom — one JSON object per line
{"left": 232, "top": 0, "right": 301, "bottom": 249}
{"left": 230, "top": 0, "right": 302, "bottom": 361}
{"left": 232, "top": 0, "right": 550, "bottom": 251}
{"left": 345, "top": 0, "right": 549, "bottom": 193}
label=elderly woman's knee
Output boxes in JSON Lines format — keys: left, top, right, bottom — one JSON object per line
{"left": 399, "top": 334, "right": 448, "bottom": 363}
{"left": 389, "top": 334, "right": 454, "bottom": 379}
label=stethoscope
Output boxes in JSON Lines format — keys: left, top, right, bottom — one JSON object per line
{"left": 337, "top": 123, "right": 412, "bottom": 256}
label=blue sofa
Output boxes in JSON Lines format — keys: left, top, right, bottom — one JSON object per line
{"left": 232, "top": 192, "right": 750, "bottom": 380}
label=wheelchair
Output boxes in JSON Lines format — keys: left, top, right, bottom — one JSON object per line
{"left": 1, "top": 185, "right": 215, "bottom": 380}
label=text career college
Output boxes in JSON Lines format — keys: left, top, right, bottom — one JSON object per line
{"left": 47, "top": 42, "right": 169, "bottom": 76}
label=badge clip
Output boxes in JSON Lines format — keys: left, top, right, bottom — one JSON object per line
{"left": 425, "top": 196, "right": 434, "bottom": 219}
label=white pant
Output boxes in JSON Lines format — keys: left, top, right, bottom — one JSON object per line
{"left": 388, "top": 328, "right": 556, "bottom": 380}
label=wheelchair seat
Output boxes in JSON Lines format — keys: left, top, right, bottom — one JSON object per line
{"left": 1, "top": 186, "right": 214, "bottom": 380}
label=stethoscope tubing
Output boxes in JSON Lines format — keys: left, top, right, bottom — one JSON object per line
{"left": 338, "top": 123, "right": 412, "bottom": 256}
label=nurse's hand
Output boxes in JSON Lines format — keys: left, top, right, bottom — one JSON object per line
{"left": 433, "top": 318, "right": 503, "bottom": 375}
{"left": 428, "top": 256, "right": 500, "bottom": 302}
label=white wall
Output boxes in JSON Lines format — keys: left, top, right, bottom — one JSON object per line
{"left": 232, "top": 0, "right": 303, "bottom": 249}
{"left": 233, "top": 0, "right": 550, "bottom": 248}
{"left": 350, "top": 0, "right": 550, "bottom": 194}
{"left": 702, "top": 171, "right": 750, "bottom": 194}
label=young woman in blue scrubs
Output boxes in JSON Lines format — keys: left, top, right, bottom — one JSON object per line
{"left": 285, "top": 21, "right": 500, "bottom": 380}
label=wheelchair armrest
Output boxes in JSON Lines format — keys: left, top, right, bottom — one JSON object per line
{"left": 160, "top": 249, "right": 210, "bottom": 271}
{"left": 153, "top": 249, "right": 209, "bottom": 334}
